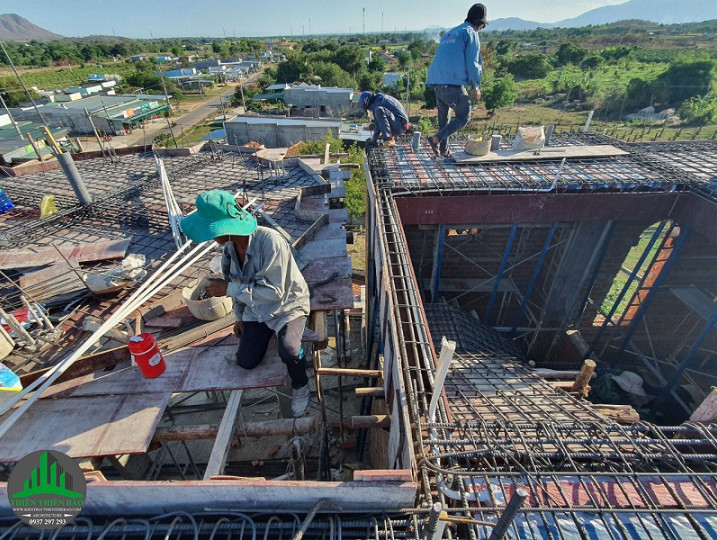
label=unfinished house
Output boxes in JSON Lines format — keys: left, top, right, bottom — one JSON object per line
{"left": 0, "top": 132, "right": 716, "bottom": 538}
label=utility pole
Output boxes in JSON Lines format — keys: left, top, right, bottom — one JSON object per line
{"left": 159, "top": 75, "right": 179, "bottom": 148}
{"left": 240, "top": 84, "right": 246, "bottom": 111}
{"left": 0, "top": 92, "right": 23, "bottom": 139}
{"left": 363, "top": 8, "right": 365, "bottom": 34}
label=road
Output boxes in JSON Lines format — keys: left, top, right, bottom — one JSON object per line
{"left": 79, "top": 70, "right": 263, "bottom": 151}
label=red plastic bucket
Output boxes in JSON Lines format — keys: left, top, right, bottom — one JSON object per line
{"left": 128, "top": 333, "right": 166, "bottom": 378}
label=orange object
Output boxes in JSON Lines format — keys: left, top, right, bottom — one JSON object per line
{"left": 128, "top": 333, "right": 166, "bottom": 378}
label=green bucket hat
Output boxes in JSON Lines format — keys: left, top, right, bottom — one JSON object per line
{"left": 180, "top": 190, "right": 257, "bottom": 243}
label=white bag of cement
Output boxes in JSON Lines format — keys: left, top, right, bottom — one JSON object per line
{"left": 512, "top": 126, "right": 545, "bottom": 150}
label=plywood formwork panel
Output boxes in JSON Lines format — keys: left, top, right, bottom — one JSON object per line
{"left": 0, "top": 393, "right": 170, "bottom": 462}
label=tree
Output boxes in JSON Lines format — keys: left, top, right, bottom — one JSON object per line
{"left": 580, "top": 55, "right": 603, "bottom": 71}
{"left": 422, "top": 85, "right": 437, "bottom": 109}
{"left": 555, "top": 42, "right": 587, "bottom": 66}
{"left": 483, "top": 75, "right": 517, "bottom": 113}
{"left": 655, "top": 59, "right": 716, "bottom": 105}
{"left": 333, "top": 45, "right": 365, "bottom": 74}
{"left": 397, "top": 50, "right": 412, "bottom": 69}
{"left": 504, "top": 54, "right": 552, "bottom": 80}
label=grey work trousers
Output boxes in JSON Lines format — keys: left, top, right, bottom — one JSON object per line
{"left": 433, "top": 85, "right": 472, "bottom": 153}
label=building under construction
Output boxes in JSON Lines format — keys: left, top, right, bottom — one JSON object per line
{"left": 0, "top": 132, "right": 716, "bottom": 538}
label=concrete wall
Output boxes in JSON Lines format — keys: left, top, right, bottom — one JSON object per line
{"left": 225, "top": 118, "right": 340, "bottom": 147}
{"left": 284, "top": 88, "right": 353, "bottom": 117}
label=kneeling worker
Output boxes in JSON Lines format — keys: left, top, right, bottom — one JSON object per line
{"left": 359, "top": 91, "right": 412, "bottom": 146}
{"left": 181, "top": 190, "right": 312, "bottom": 417}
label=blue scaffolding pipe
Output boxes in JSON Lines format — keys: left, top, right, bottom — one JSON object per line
{"left": 486, "top": 223, "right": 519, "bottom": 322}
{"left": 432, "top": 224, "right": 446, "bottom": 303}
{"left": 573, "top": 221, "right": 616, "bottom": 327}
{"left": 511, "top": 223, "right": 558, "bottom": 335}
{"left": 584, "top": 220, "right": 667, "bottom": 360}
{"left": 613, "top": 227, "right": 689, "bottom": 365}
{"left": 652, "top": 305, "right": 717, "bottom": 414}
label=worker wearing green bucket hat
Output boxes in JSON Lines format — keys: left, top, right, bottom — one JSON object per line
{"left": 181, "top": 190, "right": 312, "bottom": 417}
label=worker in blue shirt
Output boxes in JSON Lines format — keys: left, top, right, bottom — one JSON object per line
{"left": 426, "top": 3, "right": 486, "bottom": 157}
{"left": 359, "top": 91, "right": 412, "bottom": 147}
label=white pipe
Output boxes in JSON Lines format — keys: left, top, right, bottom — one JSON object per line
{"left": 0, "top": 239, "right": 205, "bottom": 423}
{"left": 427, "top": 337, "right": 456, "bottom": 423}
{"left": 0, "top": 307, "right": 36, "bottom": 346}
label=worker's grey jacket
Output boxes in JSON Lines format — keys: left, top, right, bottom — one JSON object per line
{"left": 221, "top": 226, "right": 310, "bottom": 332}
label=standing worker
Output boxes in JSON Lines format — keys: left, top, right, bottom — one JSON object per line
{"left": 180, "top": 190, "right": 312, "bottom": 417}
{"left": 359, "top": 91, "right": 413, "bottom": 147}
{"left": 425, "top": 3, "right": 487, "bottom": 157}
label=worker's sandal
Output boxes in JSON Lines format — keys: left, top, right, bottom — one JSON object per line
{"left": 291, "top": 384, "right": 311, "bottom": 417}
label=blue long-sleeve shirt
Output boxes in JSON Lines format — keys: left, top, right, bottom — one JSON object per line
{"left": 426, "top": 22, "right": 482, "bottom": 88}
{"left": 368, "top": 93, "right": 409, "bottom": 140}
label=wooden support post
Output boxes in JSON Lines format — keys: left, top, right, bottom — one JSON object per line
{"left": 203, "top": 390, "right": 243, "bottom": 480}
{"left": 316, "top": 367, "right": 383, "bottom": 378}
{"left": 690, "top": 387, "right": 717, "bottom": 424}
{"left": 571, "top": 359, "right": 597, "bottom": 393}
{"left": 310, "top": 311, "right": 328, "bottom": 351}
{"left": 350, "top": 415, "right": 391, "bottom": 429}
{"left": 153, "top": 417, "right": 317, "bottom": 443}
{"left": 355, "top": 387, "right": 385, "bottom": 398}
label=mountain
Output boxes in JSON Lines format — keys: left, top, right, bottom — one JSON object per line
{"left": 488, "top": 18, "right": 544, "bottom": 32}
{"left": 0, "top": 14, "right": 63, "bottom": 41}
{"left": 554, "top": 0, "right": 717, "bottom": 27}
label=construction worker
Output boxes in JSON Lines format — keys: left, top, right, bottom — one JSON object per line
{"left": 425, "top": 3, "right": 487, "bottom": 157}
{"left": 359, "top": 91, "right": 412, "bottom": 147}
{"left": 180, "top": 190, "right": 311, "bottom": 417}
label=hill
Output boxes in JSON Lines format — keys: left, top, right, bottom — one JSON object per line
{"left": 0, "top": 13, "right": 63, "bottom": 42}
{"left": 554, "top": 0, "right": 717, "bottom": 27}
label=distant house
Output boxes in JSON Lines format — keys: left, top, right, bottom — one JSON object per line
{"left": 130, "top": 55, "right": 147, "bottom": 62}
{"left": 381, "top": 53, "right": 398, "bottom": 65}
{"left": 225, "top": 115, "right": 342, "bottom": 147}
{"left": 11, "top": 94, "right": 170, "bottom": 137}
{"left": 383, "top": 72, "right": 404, "bottom": 88}
{"left": 155, "top": 56, "right": 175, "bottom": 62}
{"left": 284, "top": 83, "right": 354, "bottom": 117}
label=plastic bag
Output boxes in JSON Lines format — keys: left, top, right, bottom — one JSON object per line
{"left": 40, "top": 195, "right": 58, "bottom": 217}
{"left": 512, "top": 126, "right": 545, "bottom": 150}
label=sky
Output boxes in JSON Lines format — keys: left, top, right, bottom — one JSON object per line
{"left": 0, "top": 0, "right": 630, "bottom": 39}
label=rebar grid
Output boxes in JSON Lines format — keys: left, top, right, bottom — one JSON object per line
{"left": 366, "top": 136, "right": 711, "bottom": 198}
{"left": 0, "top": 512, "right": 420, "bottom": 539}
{"left": 629, "top": 140, "right": 717, "bottom": 203}
{"left": 366, "top": 141, "right": 717, "bottom": 538}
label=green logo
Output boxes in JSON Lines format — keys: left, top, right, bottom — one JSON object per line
{"left": 7, "top": 450, "right": 86, "bottom": 530}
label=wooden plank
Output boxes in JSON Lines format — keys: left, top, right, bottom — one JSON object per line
{"left": 0, "top": 238, "right": 131, "bottom": 270}
{"left": 41, "top": 348, "right": 194, "bottom": 398}
{"left": 20, "top": 346, "right": 130, "bottom": 387}
{"left": 298, "top": 239, "right": 347, "bottom": 260}
{"left": 309, "top": 277, "right": 354, "bottom": 311}
{"left": 177, "top": 342, "right": 287, "bottom": 392}
{"left": 0, "top": 479, "right": 417, "bottom": 515}
{"left": 203, "top": 389, "right": 243, "bottom": 480}
{"left": 302, "top": 256, "right": 352, "bottom": 284}
{"left": 19, "top": 258, "right": 81, "bottom": 288}
{"left": 690, "top": 387, "right": 717, "bottom": 423}
{"left": 353, "top": 469, "right": 412, "bottom": 483}
{"left": 0, "top": 393, "right": 170, "bottom": 462}
{"left": 452, "top": 144, "right": 628, "bottom": 164}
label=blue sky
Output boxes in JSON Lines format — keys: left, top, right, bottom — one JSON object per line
{"left": 0, "top": 0, "right": 630, "bottom": 39}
